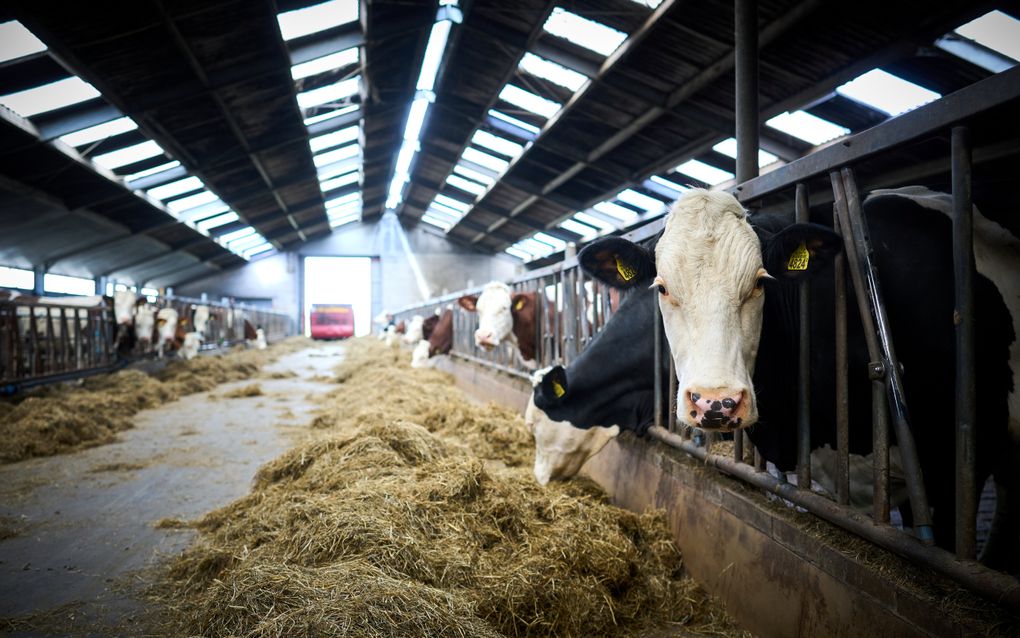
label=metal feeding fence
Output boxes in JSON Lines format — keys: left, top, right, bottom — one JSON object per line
{"left": 392, "top": 65, "right": 1020, "bottom": 611}
{"left": 0, "top": 293, "right": 295, "bottom": 392}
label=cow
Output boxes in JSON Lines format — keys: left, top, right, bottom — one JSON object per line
{"left": 193, "top": 305, "right": 211, "bottom": 336}
{"left": 180, "top": 332, "right": 202, "bottom": 360}
{"left": 575, "top": 187, "right": 1015, "bottom": 555}
{"left": 458, "top": 282, "right": 541, "bottom": 367}
{"left": 526, "top": 367, "right": 619, "bottom": 485}
{"left": 402, "top": 315, "right": 425, "bottom": 345}
{"left": 411, "top": 307, "right": 454, "bottom": 368}
{"left": 384, "top": 325, "right": 400, "bottom": 348}
{"left": 155, "top": 307, "right": 179, "bottom": 358}
{"left": 134, "top": 304, "right": 157, "bottom": 348}
{"left": 254, "top": 327, "right": 267, "bottom": 350}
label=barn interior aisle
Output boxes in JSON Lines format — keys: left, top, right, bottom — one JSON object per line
{"left": 0, "top": 341, "right": 343, "bottom": 636}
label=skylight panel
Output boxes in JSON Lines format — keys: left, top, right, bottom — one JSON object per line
{"left": 393, "top": 142, "right": 418, "bottom": 178}
{"left": 649, "top": 174, "right": 689, "bottom": 195}
{"left": 124, "top": 160, "right": 181, "bottom": 182}
{"left": 573, "top": 211, "right": 615, "bottom": 232}
{"left": 57, "top": 117, "right": 137, "bottom": 148}
{"left": 196, "top": 211, "right": 239, "bottom": 232}
{"left": 92, "top": 140, "right": 165, "bottom": 170}
{"left": 434, "top": 193, "right": 471, "bottom": 212}
{"left": 0, "top": 77, "right": 101, "bottom": 118}
{"left": 303, "top": 104, "right": 359, "bottom": 126}
{"left": 328, "top": 200, "right": 361, "bottom": 216}
{"left": 297, "top": 77, "right": 359, "bottom": 109}
{"left": 243, "top": 242, "right": 275, "bottom": 259}
{"left": 674, "top": 159, "right": 734, "bottom": 185}
{"left": 499, "top": 84, "right": 561, "bottom": 119}
{"left": 0, "top": 265, "right": 35, "bottom": 290}
{"left": 0, "top": 21, "right": 47, "bottom": 64}
{"left": 416, "top": 20, "right": 452, "bottom": 92}
{"left": 421, "top": 213, "right": 453, "bottom": 230}
{"left": 488, "top": 109, "right": 541, "bottom": 135}
{"left": 836, "top": 69, "right": 940, "bottom": 116}
{"left": 505, "top": 246, "right": 533, "bottom": 261}
{"left": 329, "top": 213, "right": 360, "bottom": 228}
{"left": 471, "top": 130, "right": 524, "bottom": 158}
{"left": 543, "top": 8, "right": 627, "bottom": 57}
{"left": 712, "top": 138, "right": 779, "bottom": 167}
{"left": 277, "top": 0, "right": 359, "bottom": 40}
{"left": 313, "top": 143, "right": 360, "bottom": 167}
{"left": 309, "top": 125, "right": 359, "bottom": 152}
{"left": 291, "top": 48, "right": 360, "bottom": 80}
{"left": 168, "top": 191, "right": 220, "bottom": 215}
{"left": 146, "top": 176, "right": 204, "bottom": 201}
{"left": 559, "top": 218, "right": 599, "bottom": 239}
{"left": 429, "top": 200, "right": 467, "bottom": 220}
{"left": 593, "top": 201, "right": 638, "bottom": 221}
{"left": 518, "top": 238, "right": 555, "bottom": 257}
{"left": 628, "top": 0, "right": 664, "bottom": 7}
{"left": 220, "top": 227, "right": 257, "bottom": 244}
{"left": 616, "top": 188, "right": 666, "bottom": 212}
{"left": 453, "top": 163, "right": 496, "bottom": 185}
{"left": 533, "top": 232, "right": 566, "bottom": 251}
{"left": 326, "top": 191, "right": 360, "bottom": 208}
{"left": 446, "top": 174, "right": 487, "bottom": 195}
{"left": 519, "top": 53, "right": 588, "bottom": 91}
{"left": 766, "top": 111, "right": 850, "bottom": 146}
{"left": 462, "top": 146, "right": 510, "bottom": 173}
{"left": 403, "top": 98, "right": 431, "bottom": 143}
{"left": 955, "top": 10, "right": 1020, "bottom": 62}
{"left": 44, "top": 273, "right": 95, "bottom": 296}
{"left": 229, "top": 234, "right": 267, "bottom": 252}
{"left": 318, "top": 156, "right": 360, "bottom": 179}
{"left": 320, "top": 171, "right": 359, "bottom": 191}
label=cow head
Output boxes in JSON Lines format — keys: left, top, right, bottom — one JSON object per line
{"left": 458, "top": 282, "right": 531, "bottom": 351}
{"left": 579, "top": 189, "right": 840, "bottom": 432}
{"left": 403, "top": 315, "right": 424, "bottom": 344}
{"left": 526, "top": 367, "right": 619, "bottom": 485}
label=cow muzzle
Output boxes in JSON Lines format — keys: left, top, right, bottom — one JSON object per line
{"left": 474, "top": 330, "right": 497, "bottom": 350}
{"left": 682, "top": 386, "right": 749, "bottom": 431}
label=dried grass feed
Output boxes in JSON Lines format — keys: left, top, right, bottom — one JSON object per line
{"left": 159, "top": 338, "right": 747, "bottom": 637}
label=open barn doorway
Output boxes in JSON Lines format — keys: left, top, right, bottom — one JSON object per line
{"left": 302, "top": 256, "right": 372, "bottom": 338}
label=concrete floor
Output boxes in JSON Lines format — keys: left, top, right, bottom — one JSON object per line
{"left": 0, "top": 343, "right": 344, "bottom": 637}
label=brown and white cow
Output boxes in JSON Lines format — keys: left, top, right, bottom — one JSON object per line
{"left": 458, "top": 282, "right": 541, "bottom": 367}
{"left": 411, "top": 307, "right": 454, "bottom": 368}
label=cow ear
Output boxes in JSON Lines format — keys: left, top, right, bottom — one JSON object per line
{"left": 458, "top": 295, "right": 478, "bottom": 312}
{"left": 762, "top": 223, "right": 842, "bottom": 281}
{"left": 578, "top": 237, "right": 655, "bottom": 289}
{"left": 510, "top": 293, "right": 530, "bottom": 315}
{"left": 538, "top": 366, "right": 569, "bottom": 406}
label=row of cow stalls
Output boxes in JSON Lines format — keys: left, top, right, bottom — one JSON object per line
{"left": 389, "top": 60, "right": 1020, "bottom": 630}
{"left": 0, "top": 291, "right": 295, "bottom": 394}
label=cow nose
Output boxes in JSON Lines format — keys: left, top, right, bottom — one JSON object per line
{"left": 474, "top": 330, "right": 496, "bottom": 349}
{"left": 683, "top": 388, "right": 746, "bottom": 430}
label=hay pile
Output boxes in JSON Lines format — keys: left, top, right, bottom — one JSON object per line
{"left": 0, "top": 337, "right": 310, "bottom": 463}
{"left": 160, "top": 338, "right": 745, "bottom": 637}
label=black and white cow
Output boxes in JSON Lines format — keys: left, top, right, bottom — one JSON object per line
{"left": 541, "top": 187, "right": 1016, "bottom": 558}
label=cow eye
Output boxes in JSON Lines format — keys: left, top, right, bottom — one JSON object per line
{"left": 656, "top": 284, "right": 667, "bottom": 296}
{"left": 755, "top": 277, "right": 765, "bottom": 290}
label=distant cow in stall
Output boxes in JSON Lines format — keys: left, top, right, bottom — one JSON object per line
{"left": 457, "top": 282, "right": 543, "bottom": 368}
{"left": 411, "top": 307, "right": 454, "bottom": 368}
{"left": 402, "top": 315, "right": 425, "bottom": 345}
{"left": 180, "top": 331, "right": 202, "bottom": 360}
{"left": 155, "top": 307, "right": 179, "bottom": 358}
{"left": 193, "top": 305, "right": 211, "bottom": 336}
{"left": 572, "top": 187, "right": 1016, "bottom": 558}
{"left": 134, "top": 304, "right": 157, "bottom": 349}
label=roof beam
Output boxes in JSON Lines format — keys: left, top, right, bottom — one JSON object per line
{"left": 100, "top": 237, "right": 209, "bottom": 276}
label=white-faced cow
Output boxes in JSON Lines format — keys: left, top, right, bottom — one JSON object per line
{"left": 134, "top": 304, "right": 157, "bottom": 349}
{"left": 193, "top": 305, "right": 211, "bottom": 336}
{"left": 180, "top": 332, "right": 202, "bottom": 360}
{"left": 155, "top": 307, "right": 179, "bottom": 358}
{"left": 403, "top": 315, "right": 425, "bottom": 345}
{"left": 458, "top": 282, "right": 541, "bottom": 368}
{"left": 573, "top": 187, "right": 1014, "bottom": 556}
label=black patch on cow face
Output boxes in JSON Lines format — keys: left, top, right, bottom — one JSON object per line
{"left": 710, "top": 400, "right": 722, "bottom": 411}
{"left": 721, "top": 397, "right": 736, "bottom": 410}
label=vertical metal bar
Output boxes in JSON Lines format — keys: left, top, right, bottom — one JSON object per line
{"left": 28, "top": 309, "right": 38, "bottom": 377}
{"left": 734, "top": 0, "right": 759, "bottom": 184}
{"left": 833, "top": 213, "right": 851, "bottom": 507}
{"left": 734, "top": 426, "right": 744, "bottom": 462}
{"left": 952, "top": 125, "right": 977, "bottom": 560}
{"left": 796, "top": 183, "right": 812, "bottom": 489}
{"left": 833, "top": 169, "right": 932, "bottom": 538}
{"left": 654, "top": 295, "right": 664, "bottom": 430}
{"left": 754, "top": 446, "right": 765, "bottom": 472}
{"left": 74, "top": 308, "right": 83, "bottom": 369}
{"left": 44, "top": 309, "right": 55, "bottom": 375}
{"left": 668, "top": 356, "right": 678, "bottom": 434}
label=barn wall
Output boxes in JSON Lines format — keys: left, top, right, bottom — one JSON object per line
{"left": 175, "top": 216, "right": 519, "bottom": 326}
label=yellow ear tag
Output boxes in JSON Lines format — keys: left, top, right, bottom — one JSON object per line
{"left": 515, "top": 298, "right": 525, "bottom": 311}
{"left": 787, "top": 242, "right": 810, "bottom": 271}
{"left": 615, "top": 255, "right": 637, "bottom": 281}
{"left": 551, "top": 380, "right": 566, "bottom": 398}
